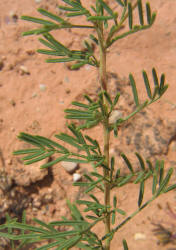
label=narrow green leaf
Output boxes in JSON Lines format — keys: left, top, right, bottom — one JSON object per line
{"left": 22, "top": 150, "right": 46, "bottom": 161}
{"left": 114, "top": 0, "right": 124, "bottom": 7}
{"left": 85, "top": 215, "right": 98, "bottom": 221}
{"left": 50, "top": 220, "right": 88, "bottom": 226}
{"left": 113, "top": 195, "right": 117, "bottom": 208}
{"left": 89, "top": 34, "right": 98, "bottom": 45}
{"left": 138, "top": 181, "right": 144, "bottom": 207}
{"left": 121, "top": 153, "right": 134, "bottom": 173}
{"left": 157, "top": 168, "right": 173, "bottom": 195}
{"left": 110, "top": 156, "right": 115, "bottom": 181}
{"left": 39, "top": 38, "right": 58, "bottom": 50}
{"left": 104, "top": 91, "right": 113, "bottom": 105}
{"left": 67, "top": 200, "right": 84, "bottom": 221}
{"left": 72, "top": 101, "right": 89, "bottom": 109}
{"left": 146, "top": 2, "right": 152, "bottom": 25}
{"left": 24, "top": 151, "right": 54, "bottom": 165}
{"left": 159, "top": 160, "right": 164, "bottom": 185}
{"left": 159, "top": 85, "right": 168, "bottom": 97}
{"left": 135, "top": 152, "right": 145, "bottom": 171}
{"left": 84, "top": 94, "right": 94, "bottom": 103}
{"left": 33, "top": 218, "right": 57, "bottom": 233}
{"left": 123, "top": 239, "right": 129, "bottom": 250}
{"left": 85, "top": 178, "right": 103, "bottom": 193}
{"left": 89, "top": 194, "right": 100, "bottom": 204}
{"left": 87, "top": 15, "right": 114, "bottom": 21}
{"left": 129, "top": 74, "right": 139, "bottom": 106}
{"left": 90, "top": 172, "right": 104, "bottom": 179}
{"left": 36, "top": 137, "right": 69, "bottom": 153}
{"left": 40, "top": 155, "right": 69, "bottom": 168}
{"left": 150, "top": 12, "right": 156, "bottom": 25}
{"left": 152, "top": 86, "right": 159, "bottom": 100}
{"left": 18, "top": 132, "right": 44, "bottom": 148}
{"left": 46, "top": 58, "right": 74, "bottom": 63}
{"left": 37, "top": 8, "right": 65, "bottom": 23}
{"left": 58, "top": 5, "right": 79, "bottom": 11}
{"left": 67, "top": 10, "right": 88, "bottom": 17}
{"left": 134, "top": 171, "right": 145, "bottom": 184}
{"left": 63, "top": 158, "right": 88, "bottom": 164}
{"left": 73, "top": 182, "right": 89, "bottom": 187}
{"left": 65, "top": 108, "right": 92, "bottom": 115}
{"left": 44, "top": 33, "right": 70, "bottom": 55}
{"left": 37, "top": 49, "right": 65, "bottom": 56}
{"left": 115, "top": 169, "right": 120, "bottom": 179}
{"left": 118, "top": 174, "right": 133, "bottom": 187}
{"left": 6, "top": 222, "right": 50, "bottom": 234}
{"left": 58, "top": 235, "right": 81, "bottom": 250}
{"left": 99, "top": 0, "right": 114, "bottom": 16}
{"left": 128, "top": 2, "right": 133, "bottom": 29}
{"left": 36, "top": 240, "right": 64, "bottom": 250}
{"left": 113, "top": 125, "right": 118, "bottom": 137}
{"left": 116, "top": 208, "right": 126, "bottom": 215}
{"left": 55, "top": 133, "right": 82, "bottom": 150}
{"left": 152, "top": 173, "right": 157, "bottom": 195}
{"left": 159, "top": 73, "right": 165, "bottom": 92}
{"left": 152, "top": 68, "right": 159, "bottom": 88}
{"left": 137, "top": 0, "right": 144, "bottom": 26}
{"left": 146, "top": 159, "right": 153, "bottom": 172}
{"left": 142, "top": 70, "right": 152, "bottom": 99}
{"left": 111, "top": 211, "right": 116, "bottom": 225}
{"left": 13, "top": 148, "right": 41, "bottom": 155}
{"left": 113, "top": 92, "right": 120, "bottom": 107}
{"left": 62, "top": 0, "right": 84, "bottom": 10}
{"left": 164, "top": 184, "right": 176, "bottom": 193}
{"left": 21, "top": 15, "right": 54, "bottom": 25}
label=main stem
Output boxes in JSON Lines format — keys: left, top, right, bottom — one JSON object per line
{"left": 97, "top": 24, "right": 111, "bottom": 250}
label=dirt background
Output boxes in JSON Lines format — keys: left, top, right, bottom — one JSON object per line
{"left": 0, "top": 0, "right": 176, "bottom": 249}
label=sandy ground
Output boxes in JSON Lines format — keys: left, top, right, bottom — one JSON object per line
{"left": 0, "top": 0, "right": 176, "bottom": 249}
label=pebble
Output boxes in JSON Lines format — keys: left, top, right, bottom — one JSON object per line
{"left": 35, "top": 0, "right": 43, "bottom": 3}
{"left": 61, "top": 161, "right": 78, "bottom": 174}
{"left": 134, "top": 232, "right": 146, "bottom": 240}
{"left": 109, "top": 110, "right": 123, "bottom": 124}
{"left": 32, "top": 92, "right": 38, "bottom": 98}
{"left": 19, "top": 65, "right": 30, "bottom": 75}
{"left": 59, "top": 100, "right": 64, "bottom": 104}
{"left": 73, "top": 173, "right": 82, "bottom": 182}
{"left": 9, "top": 11, "right": 18, "bottom": 23}
{"left": 39, "top": 84, "right": 46, "bottom": 91}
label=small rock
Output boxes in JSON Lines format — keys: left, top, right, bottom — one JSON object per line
{"left": 35, "top": 0, "right": 43, "bottom": 3}
{"left": 39, "top": 84, "right": 46, "bottom": 91}
{"left": 109, "top": 110, "right": 123, "bottom": 124}
{"left": 9, "top": 11, "right": 18, "bottom": 23}
{"left": 5, "top": 158, "right": 12, "bottom": 165}
{"left": 73, "top": 173, "right": 81, "bottom": 182}
{"left": 19, "top": 65, "right": 30, "bottom": 75}
{"left": 32, "top": 92, "right": 38, "bottom": 98}
{"left": 134, "top": 233, "right": 146, "bottom": 240}
{"left": 26, "top": 50, "right": 35, "bottom": 55}
{"left": 61, "top": 161, "right": 78, "bottom": 174}
{"left": 9, "top": 99, "right": 16, "bottom": 106}
{"left": 59, "top": 100, "right": 64, "bottom": 104}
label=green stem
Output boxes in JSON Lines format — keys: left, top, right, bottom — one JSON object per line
{"left": 97, "top": 22, "right": 111, "bottom": 250}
